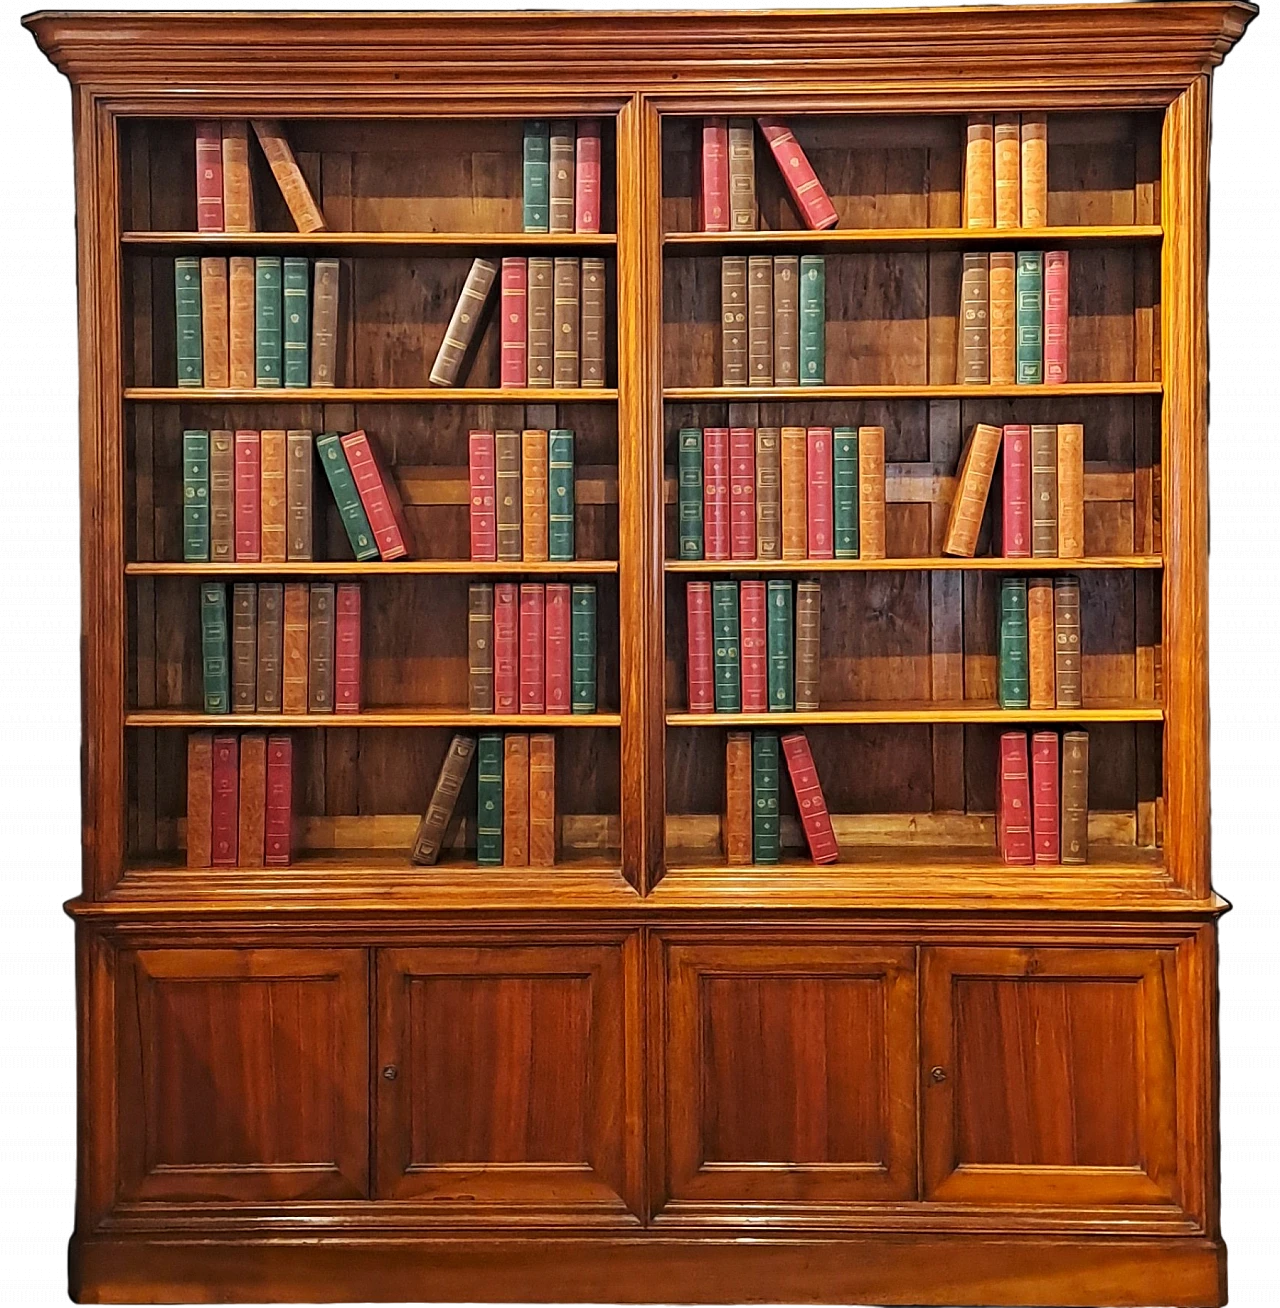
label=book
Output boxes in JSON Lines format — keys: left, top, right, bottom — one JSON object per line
{"left": 264, "top": 735, "right": 293, "bottom": 867}
{"left": 960, "top": 252, "right": 990, "bottom": 384}
{"left": 724, "top": 732, "right": 753, "bottom": 865}
{"left": 250, "top": 119, "right": 326, "bottom": 232}
{"left": 780, "top": 731, "right": 839, "bottom": 863}
{"left": 519, "top": 583, "right": 546, "bottom": 714}
{"left": 1057, "top": 422, "right": 1085, "bottom": 558}
{"left": 703, "top": 426, "right": 730, "bottom": 561}
{"left": 756, "top": 117, "right": 839, "bottom": 230}
{"left": 285, "top": 429, "right": 313, "bottom": 561}
{"left": 700, "top": 116, "right": 730, "bottom": 232}
{"left": 233, "top": 429, "right": 261, "bottom": 561}
{"left": 798, "top": 254, "right": 826, "bottom": 385}
{"left": 310, "top": 258, "right": 340, "bottom": 386}
{"left": 832, "top": 426, "right": 859, "bottom": 559}
{"left": 496, "top": 429, "right": 522, "bottom": 561}
{"left": 186, "top": 731, "right": 213, "bottom": 868}
{"left": 1015, "top": 250, "right": 1044, "bottom": 385}
{"left": 195, "top": 121, "right": 224, "bottom": 231}
{"left": 773, "top": 255, "right": 799, "bottom": 384}
{"left": 780, "top": 425, "right": 807, "bottom": 559}
{"left": 751, "top": 732, "right": 782, "bottom": 864}
{"left": 728, "top": 118, "right": 757, "bottom": 231}
{"left": 231, "top": 582, "right": 257, "bottom": 712}
{"left": 182, "top": 429, "right": 210, "bottom": 561}
{"left": 1031, "top": 423, "right": 1059, "bottom": 557}
{"left": 281, "top": 582, "right": 309, "bottom": 714}
{"left": 529, "top": 733, "right": 556, "bottom": 866}
{"left": 1031, "top": 731, "right": 1060, "bottom": 863}
{"left": 468, "top": 583, "right": 495, "bottom": 713}
{"left": 476, "top": 733, "right": 504, "bottom": 865}
{"left": 221, "top": 121, "right": 254, "bottom": 233}
{"left": 522, "top": 120, "right": 550, "bottom": 233}
{"left": 256, "top": 582, "right": 283, "bottom": 712}
{"left": 998, "top": 577, "right": 1030, "bottom": 709}
{"left": 1027, "top": 577, "right": 1056, "bottom": 710}
{"left": 712, "top": 581, "right": 741, "bottom": 713}
{"left": 729, "top": 426, "right": 756, "bottom": 559}
{"left": 429, "top": 257, "right": 498, "bottom": 386}
{"left": 238, "top": 732, "right": 266, "bottom": 869}
{"left": 521, "top": 428, "right": 549, "bottom": 562}
{"left": 997, "top": 731, "right": 1034, "bottom": 865}
{"left": 677, "top": 427, "right": 704, "bottom": 560}
{"left": 527, "top": 256, "right": 553, "bottom": 385}
{"left": 755, "top": 427, "right": 781, "bottom": 560}
{"left": 500, "top": 256, "right": 528, "bottom": 388}
{"left": 200, "top": 256, "right": 229, "bottom": 387}
{"left": 334, "top": 582, "right": 361, "bottom": 714}
{"left": 857, "top": 425, "right": 886, "bottom": 561}
{"left": 1053, "top": 575, "right": 1083, "bottom": 708}
{"left": 1044, "top": 249, "right": 1069, "bottom": 384}
{"left": 228, "top": 255, "right": 255, "bottom": 387}
{"left": 315, "top": 431, "right": 378, "bottom": 562}
{"left": 493, "top": 582, "right": 519, "bottom": 712}
{"left": 259, "top": 429, "right": 287, "bottom": 563}
{"left": 739, "top": 580, "right": 767, "bottom": 713}
{"left": 747, "top": 255, "right": 773, "bottom": 384}
{"left": 794, "top": 580, "right": 821, "bottom": 711}
{"left": 340, "top": 429, "right": 413, "bottom": 561}
{"left": 994, "top": 113, "right": 1021, "bottom": 229}
{"left": 766, "top": 578, "right": 793, "bottom": 712}
{"left": 1000, "top": 423, "right": 1032, "bottom": 558}
{"left": 503, "top": 733, "right": 531, "bottom": 866}
{"left": 989, "top": 250, "right": 1017, "bottom": 386}
{"left": 575, "top": 119, "right": 602, "bottom": 233}
{"left": 721, "top": 256, "right": 748, "bottom": 385}
{"left": 686, "top": 581, "right": 715, "bottom": 713}
{"left": 552, "top": 256, "right": 580, "bottom": 387}
{"left": 548, "top": 428, "right": 576, "bottom": 561}
{"left": 964, "top": 115, "right": 994, "bottom": 228}
{"left": 545, "top": 583, "right": 572, "bottom": 713}
{"left": 468, "top": 429, "right": 498, "bottom": 562}
{"left": 581, "top": 258, "right": 606, "bottom": 387}
{"left": 1020, "top": 113, "right": 1048, "bottom": 228}
{"left": 1061, "top": 730, "right": 1089, "bottom": 864}
{"left": 411, "top": 734, "right": 477, "bottom": 865}
{"left": 571, "top": 584, "right": 597, "bottom": 713}
{"left": 806, "top": 426, "right": 834, "bottom": 559}
{"left": 307, "top": 582, "right": 334, "bottom": 713}
{"left": 210, "top": 430, "right": 234, "bottom": 562}
{"left": 200, "top": 582, "right": 230, "bottom": 714}
{"left": 253, "top": 255, "right": 282, "bottom": 387}
{"left": 549, "top": 119, "right": 575, "bottom": 234}
{"left": 175, "top": 256, "right": 202, "bottom": 386}
{"left": 282, "top": 256, "right": 310, "bottom": 387}
{"left": 210, "top": 734, "right": 239, "bottom": 866}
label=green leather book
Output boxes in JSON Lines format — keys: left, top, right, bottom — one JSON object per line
{"left": 200, "top": 582, "right": 230, "bottom": 714}
{"left": 766, "top": 579, "right": 794, "bottom": 711}
{"left": 255, "top": 255, "right": 283, "bottom": 387}
{"left": 175, "top": 256, "right": 203, "bottom": 386}
{"left": 523, "top": 120, "right": 551, "bottom": 233}
{"left": 712, "top": 581, "right": 741, "bottom": 713}
{"left": 315, "top": 431, "right": 380, "bottom": 561}
{"left": 752, "top": 731, "right": 781, "bottom": 864}
{"left": 678, "top": 427, "right": 704, "bottom": 560}
{"left": 182, "top": 429, "right": 210, "bottom": 561}
{"left": 548, "top": 428, "right": 575, "bottom": 561}
{"left": 999, "top": 576, "right": 1030, "bottom": 708}
{"left": 282, "top": 256, "right": 310, "bottom": 387}
{"left": 833, "top": 426, "right": 859, "bottom": 559}
{"left": 476, "top": 733, "right": 504, "bottom": 865}
{"left": 1016, "top": 250, "right": 1043, "bottom": 385}
{"left": 571, "top": 583, "right": 597, "bottom": 713}
{"left": 798, "top": 254, "right": 825, "bottom": 386}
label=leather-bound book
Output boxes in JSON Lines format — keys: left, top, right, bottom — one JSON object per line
{"left": 519, "top": 583, "right": 546, "bottom": 714}
{"left": 756, "top": 118, "right": 839, "bottom": 230}
{"left": 678, "top": 427, "right": 704, "bottom": 560}
{"left": 1053, "top": 575, "right": 1083, "bottom": 708}
{"left": 529, "top": 733, "right": 556, "bottom": 867}
{"left": 503, "top": 733, "right": 531, "bottom": 866}
{"left": 231, "top": 582, "right": 258, "bottom": 713}
{"left": 703, "top": 426, "right": 731, "bottom": 561}
{"left": 254, "top": 255, "right": 282, "bottom": 387}
{"left": 728, "top": 118, "right": 757, "bottom": 231}
{"left": 773, "top": 256, "right": 799, "bottom": 384}
{"left": 210, "top": 430, "right": 235, "bottom": 562}
{"left": 237, "top": 732, "right": 267, "bottom": 868}
{"left": 751, "top": 732, "right": 781, "bottom": 864}
{"left": 941, "top": 423, "right": 998, "bottom": 557}
{"left": 571, "top": 584, "right": 597, "bottom": 713}
{"left": 195, "top": 121, "right": 224, "bottom": 232}
{"left": 857, "top": 425, "right": 886, "bottom": 561}
{"left": 806, "top": 426, "right": 834, "bottom": 559}
{"left": 468, "top": 429, "right": 498, "bottom": 561}
{"left": 1044, "top": 249, "right": 1069, "bottom": 384}
{"left": 264, "top": 735, "right": 293, "bottom": 867}
{"left": 1015, "top": 250, "right": 1044, "bottom": 385}
{"left": 724, "top": 731, "right": 753, "bottom": 865}
{"left": 767, "top": 578, "right": 794, "bottom": 711}
{"left": 468, "top": 583, "right": 495, "bottom": 713}
{"left": 700, "top": 116, "right": 730, "bottom": 232}
{"left": 580, "top": 258, "right": 606, "bottom": 388}
{"left": 988, "top": 251, "right": 1017, "bottom": 386}
{"left": 549, "top": 427, "right": 576, "bottom": 562}
{"left": 495, "top": 429, "right": 522, "bottom": 561}
{"left": 282, "top": 256, "right": 310, "bottom": 387}
{"left": 228, "top": 256, "right": 255, "bottom": 387}
{"left": 575, "top": 119, "right": 602, "bottom": 233}
{"left": 234, "top": 429, "right": 261, "bottom": 561}
{"left": 411, "top": 734, "right": 477, "bottom": 865}
{"left": 175, "top": 256, "right": 202, "bottom": 386}
{"left": 285, "top": 429, "right": 313, "bottom": 561}
{"left": 780, "top": 731, "right": 839, "bottom": 863}
{"left": 798, "top": 255, "right": 826, "bottom": 385}
{"left": 994, "top": 113, "right": 1020, "bottom": 229}
{"left": 711, "top": 581, "right": 741, "bottom": 713}
{"left": 310, "top": 258, "right": 340, "bottom": 386}
{"left": 522, "top": 120, "right": 550, "bottom": 233}
{"left": 545, "top": 584, "right": 572, "bottom": 713}
{"left": 256, "top": 582, "right": 283, "bottom": 713}
{"left": 182, "top": 429, "right": 210, "bottom": 561}
{"left": 186, "top": 731, "right": 214, "bottom": 868}
{"left": 1031, "top": 731, "right": 1060, "bottom": 863}
{"left": 200, "top": 582, "right": 230, "bottom": 714}
{"left": 315, "top": 431, "right": 378, "bottom": 562}
{"left": 500, "top": 256, "right": 528, "bottom": 388}
{"left": 1027, "top": 577, "right": 1056, "bottom": 710}
{"left": 493, "top": 582, "right": 519, "bottom": 713}
{"left": 1031, "top": 423, "right": 1059, "bottom": 557}
{"left": 729, "top": 426, "right": 756, "bottom": 560}
{"left": 259, "top": 429, "right": 287, "bottom": 563}
{"left": 721, "top": 256, "right": 748, "bottom": 385}
{"left": 1000, "top": 423, "right": 1032, "bottom": 558}
{"left": 1056, "top": 423, "right": 1085, "bottom": 559}
{"left": 221, "top": 121, "right": 254, "bottom": 233}
{"left": 754, "top": 427, "right": 781, "bottom": 560}
{"left": 963, "top": 114, "right": 995, "bottom": 228}
{"left": 521, "top": 428, "right": 549, "bottom": 561}
{"left": 549, "top": 120, "right": 575, "bottom": 234}
{"left": 307, "top": 582, "right": 335, "bottom": 713}
{"left": 747, "top": 255, "right": 773, "bottom": 384}
{"left": 780, "top": 425, "right": 807, "bottom": 559}
{"left": 281, "top": 582, "right": 309, "bottom": 714}
{"left": 833, "top": 427, "right": 859, "bottom": 559}
{"left": 794, "top": 580, "right": 821, "bottom": 711}
{"left": 476, "top": 734, "right": 503, "bottom": 865}
{"left": 250, "top": 119, "right": 327, "bottom": 232}
{"left": 1060, "top": 730, "right": 1089, "bottom": 864}
{"left": 998, "top": 577, "right": 1030, "bottom": 709}
{"left": 210, "top": 734, "right": 239, "bottom": 866}
{"left": 527, "top": 257, "right": 554, "bottom": 386}
{"left": 552, "top": 257, "right": 580, "bottom": 387}
{"left": 340, "top": 429, "right": 413, "bottom": 561}
{"left": 686, "top": 581, "right": 715, "bottom": 713}
{"left": 429, "top": 257, "right": 498, "bottom": 387}
{"left": 1020, "top": 113, "right": 1048, "bottom": 228}
{"left": 996, "top": 731, "right": 1034, "bottom": 865}
{"left": 960, "top": 252, "right": 990, "bottom": 384}
{"left": 200, "top": 256, "right": 229, "bottom": 387}
{"left": 739, "top": 580, "right": 767, "bottom": 713}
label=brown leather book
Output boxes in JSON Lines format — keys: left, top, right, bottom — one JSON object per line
{"left": 310, "top": 258, "right": 340, "bottom": 386}
{"left": 496, "top": 429, "right": 523, "bottom": 561}
{"left": 773, "top": 255, "right": 799, "bottom": 384}
{"left": 1031, "top": 423, "right": 1059, "bottom": 558}
{"left": 237, "top": 731, "right": 267, "bottom": 867}
{"left": 250, "top": 119, "right": 327, "bottom": 233}
{"left": 468, "top": 583, "right": 495, "bottom": 712}
{"left": 858, "top": 425, "right": 886, "bottom": 561}
{"left": 960, "top": 253, "right": 990, "bottom": 384}
{"left": 1056, "top": 422, "right": 1085, "bottom": 558}
{"left": 228, "top": 256, "right": 255, "bottom": 388}
{"left": 286, "top": 429, "right": 314, "bottom": 560}
{"left": 988, "top": 251, "right": 1017, "bottom": 386}
{"left": 724, "top": 731, "right": 753, "bottom": 865}
{"left": 221, "top": 120, "right": 255, "bottom": 233}
{"left": 1020, "top": 113, "right": 1049, "bottom": 228}
{"left": 728, "top": 118, "right": 757, "bottom": 231}
{"left": 994, "top": 113, "right": 1021, "bottom": 229}
{"left": 580, "top": 257, "right": 606, "bottom": 388}
{"left": 549, "top": 119, "right": 575, "bottom": 234}
{"left": 410, "top": 733, "right": 477, "bottom": 865}
{"left": 307, "top": 582, "right": 335, "bottom": 713}
{"left": 209, "top": 429, "right": 235, "bottom": 562}
{"left": 747, "top": 255, "right": 773, "bottom": 385}
{"left": 259, "top": 429, "right": 287, "bottom": 563}
{"left": 282, "top": 582, "right": 309, "bottom": 713}
{"left": 942, "top": 422, "right": 1002, "bottom": 557}
{"left": 964, "top": 114, "right": 994, "bottom": 227}
{"left": 1027, "top": 577, "right": 1055, "bottom": 709}
{"left": 794, "top": 580, "right": 822, "bottom": 711}
{"left": 1060, "top": 729, "right": 1089, "bottom": 864}
{"left": 527, "top": 256, "right": 554, "bottom": 387}
{"left": 200, "top": 256, "right": 229, "bottom": 387}
{"left": 256, "top": 582, "right": 284, "bottom": 712}
{"left": 755, "top": 427, "right": 782, "bottom": 560}
{"left": 552, "top": 257, "right": 580, "bottom": 387}
{"left": 780, "top": 425, "right": 807, "bottom": 559}
{"left": 231, "top": 582, "right": 258, "bottom": 712}
{"left": 521, "top": 428, "right": 549, "bottom": 561}
{"left": 429, "top": 257, "right": 498, "bottom": 387}
{"left": 721, "top": 255, "right": 748, "bottom": 386}
{"left": 529, "top": 733, "right": 556, "bottom": 867}
{"left": 503, "top": 733, "right": 530, "bottom": 866}
{"left": 1053, "top": 574, "right": 1083, "bottom": 708}
{"left": 186, "top": 730, "right": 214, "bottom": 868}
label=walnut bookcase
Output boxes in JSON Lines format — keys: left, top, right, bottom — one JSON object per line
{"left": 27, "top": 5, "right": 1253, "bottom": 1305}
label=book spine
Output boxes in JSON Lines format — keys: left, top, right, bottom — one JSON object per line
{"left": 780, "top": 425, "right": 807, "bottom": 559}
{"left": 1016, "top": 250, "right": 1044, "bottom": 385}
{"left": 773, "top": 256, "right": 799, "bottom": 384}
{"left": 259, "top": 428, "right": 287, "bottom": 563}
{"left": 751, "top": 731, "right": 782, "bottom": 864}
{"left": 234, "top": 429, "right": 261, "bottom": 561}
{"left": 238, "top": 731, "right": 266, "bottom": 868}
{"left": 780, "top": 731, "right": 840, "bottom": 863}
{"left": 221, "top": 121, "right": 254, "bottom": 234}
{"left": 231, "top": 581, "right": 258, "bottom": 712}
{"left": 264, "top": 735, "right": 293, "bottom": 867}
{"left": 250, "top": 119, "right": 327, "bottom": 232}
{"left": 754, "top": 427, "right": 781, "bottom": 560}
{"left": 195, "top": 121, "right": 225, "bottom": 232}
{"left": 529, "top": 733, "right": 557, "bottom": 867}
{"left": 806, "top": 426, "right": 834, "bottom": 559}
{"left": 493, "top": 582, "right": 519, "bottom": 713}
{"left": 334, "top": 582, "right": 361, "bottom": 714}
{"left": 964, "top": 115, "right": 994, "bottom": 228}
{"left": 545, "top": 584, "right": 572, "bottom": 713}
{"left": 1060, "top": 730, "right": 1090, "bottom": 864}
{"left": 571, "top": 584, "right": 597, "bottom": 713}
{"left": 210, "top": 430, "right": 235, "bottom": 562}
{"left": 574, "top": 119, "right": 602, "bottom": 234}
{"left": 429, "top": 257, "right": 498, "bottom": 387}
{"left": 315, "top": 431, "right": 379, "bottom": 562}
{"left": 503, "top": 734, "right": 531, "bottom": 866}
{"left": 468, "top": 429, "right": 498, "bottom": 562}
{"left": 677, "top": 427, "right": 704, "bottom": 560}
{"left": 228, "top": 255, "right": 255, "bottom": 387}
{"left": 700, "top": 116, "right": 730, "bottom": 232}
{"left": 186, "top": 731, "right": 214, "bottom": 868}
{"left": 1044, "top": 249, "right": 1069, "bottom": 384}
{"left": 285, "top": 429, "right": 313, "bottom": 561}
{"left": 686, "top": 581, "right": 715, "bottom": 713}
{"left": 942, "top": 423, "right": 1002, "bottom": 558}
{"left": 727, "top": 118, "right": 757, "bottom": 232}
{"left": 549, "top": 119, "right": 575, "bottom": 235}
{"left": 755, "top": 118, "right": 839, "bottom": 230}
{"left": 282, "top": 256, "right": 310, "bottom": 387}
{"left": 747, "top": 255, "right": 773, "bottom": 384}
{"left": 712, "top": 581, "right": 741, "bottom": 713}
{"left": 175, "top": 256, "right": 203, "bottom": 386}
{"left": 857, "top": 425, "right": 886, "bottom": 561}
{"left": 527, "top": 257, "right": 554, "bottom": 386}
{"left": 200, "top": 582, "right": 230, "bottom": 714}
{"left": 182, "top": 429, "right": 211, "bottom": 561}
{"left": 994, "top": 113, "right": 1021, "bottom": 230}
{"left": 210, "top": 735, "right": 239, "bottom": 866}
{"left": 1053, "top": 575, "right": 1083, "bottom": 708}
{"left": 307, "top": 582, "right": 335, "bottom": 713}
{"left": 1028, "top": 577, "right": 1056, "bottom": 710}
{"left": 739, "top": 580, "right": 767, "bottom": 713}
{"left": 1031, "top": 423, "right": 1059, "bottom": 557}
{"left": 542, "top": 428, "right": 575, "bottom": 563}
{"left": 766, "top": 578, "right": 794, "bottom": 712}
{"left": 998, "top": 577, "right": 1030, "bottom": 709}
{"left": 724, "top": 731, "right": 754, "bottom": 865}
{"left": 720, "top": 256, "right": 748, "bottom": 385}
{"left": 254, "top": 255, "right": 283, "bottom": 387}
{"left": 988, "top": 251, "right": 1017, "bottom": 387}
{"left": 519, "top": 583, "right": 546, "bottom": 714}
{"left": 475, "top": 734, "right": 504, "bottom": 865}
{"left": 255, "top": 581, "right": 283, "bottom": 712}
{"left": 1032, "top": 731, "right": 1061, "bottom": 863}
{"left": 997, "top": 730, "right": 1034, "bottom": 865}
{"left": 1000, "top": 423, "right": 1032, "bottom": 558}
{"left": 500, "top": 256, "right": 528, "bottom": 388}
{"left": 310, "top": 258, "right": 340, "bottom": 386}
{"left": 832, "top": 426, "right": 859, "bottom": 559}
{"left": 281, "top": 582, "right": 310, "bottom": 713}
{"left": 729, "top": 426, "right": 756, "bottom": 560}
{"left": 522, "top": 120, "right": 550, "bottom": 233}
{"left": 521, "top": 428, "right": 549, "bottom": 562}
{"left": 340, "top": 429, "right": 412, "bottom": 562}
{"left": 960, "top": 252, "right": 990, "bottom": 384}
{"left": 580, "top": 258, "right": 606, "bottom": 388}
{"left": 200, "top": 256, "right": 229, "bottom": 388}
{"left": 495, "top": 429, "right": 523, "bottom": 561}
{"left": 794, "top": 580, "right": 821, "bottom": 711}
{"left": 411, "top": 735, "right": 477, "bottom": 865}
{"left": 468, "top": 582, "right": 495, "bottom": 713}
{"left": 1020, "top": 114, "right": 1048, "bottom": 228}
{"left": 1056, "top": 423, "right": 1085, "bottom": 558}
{"left": 552, "top": 256, "right": 580, "bottom": 387}
{"left": 798, "top": 255, "right": 826, "bottom": 385}
{"left": 703, "top": 426, "right": 731, "bottom": 561}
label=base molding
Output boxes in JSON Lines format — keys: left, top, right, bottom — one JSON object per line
{"left": 70, "top": 1231, "right": 1227, "bottom": 1306}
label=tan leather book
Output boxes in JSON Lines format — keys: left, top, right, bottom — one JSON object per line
{"left": 1060, "top": 730, "right": 1089, "bottom": 864}
{"left": 942, "top": 422, "right": 1002, "bottom": 557}
{"left": 231, "top": 582, "right": 258, "bottom": 712}
{"left": 959, "top": 252, "right": 989, "bottom": 384}
{"left": 780, "top": 425, "right": 807, "bottom": 559}
{"left": 552, "top": 257, "right": 580, "bottom": 387}
{"left": 468, "top": 583, "right": 495, "bottom": 712}
{"left": 529, "top": 732, "right": 556, "bottom": 867}
{"left": 721, "top": 255, "right": 748, "bottom": 386}
{"left": 1053, "top": 574, "right": 1083, "bottom": 708}
{"left": 282, "top": 582, "right": 309, "bottom": 714}
{"left": 307, "top": 582, "right": 335, "bottom": 713}
{"left": 549, "top": 119, "right": 575, "bottom": 234}
{"left": 1031, "top": 423, "right": 1059, "bottom": 558}
{"left": 495, "top": 429, "right": 522, "bottom": 561}
{"left": 256, "top": 582, "right": 283, "bottom": 712}
{"left": 200, "top": 257, "right": 229, "bottom": 387}
{"left": 410, "top": 733, "right": 477, "bottom": 865}
{"left": 209, "top": 430, "right": 235, "bottom": 562}
{"left": 186, "top": 730, "right": 214, "bottom": 868}
{"left": 989, "top": 251, "right": 1017, "bottom": 386}
{"left": 728, "top": 118, "right": 757, "bottom": 231}
{"left": 429, "top": 257, "right": 498, "bottom": 387}
{"left": 773, "top": 255, "right": 799, "bottom": 384}
{"left": 527, "top": 256, "right": 554, "bottom": 387}
{"left": 228, "top": 256, "right": 255, "bottom": 388}
{"left": 503, "top": 733, "right": 530, "bottom": 867}
{"left": 994, "top": 113, "right": 1021, "bottom": 229}
{"left": 858, "top": 425, "right": 886, "bottom": 561}
{"left": 964, "top": 114, "right": 994, "bottom": 228}
{"left": 221, "top": 120, "right": 255, "bottom": 233}
{"left": 724, "top": 731, "right": 753, "bottom": 865}
{"left": 237, "top": 731, "right": 267, "bottom": 867}
{"left": 794, "top": 580, "right": 822, "bottom": 711}
{"left": 1027, "top": 577, "right": 1055, "bottom": 709}
{"left": 310, "top": 258, "right": 340, "bottom": 386}
{"left": 747, "top": 254, "right": 773, "bottom": 385}
{"left": 1020, "top": 113, "right": 1048, "bottom": 228}
{"left": 580, "top": 257, "right": 606, "bottom": 388}
{"left": 521, "top": 428, "right": 549, "bottom": 561}
{"left": 1056, "top": 422, "right": 1085, "bottom": 558}
{"left": 259, "top": 429, "right": 287, "bottom": 563}
{"left": 755, "top": 427, "right": 782, "bottom": 560}
{"left": 285, "top": 429, "right": 314, "bottom": 561}
{"left": 250, "top": 119, "right": 327, "bottom": 233}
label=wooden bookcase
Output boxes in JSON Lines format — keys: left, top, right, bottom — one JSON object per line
{"left": 27, "top": 5, "right": 1253, "bottom": 1304}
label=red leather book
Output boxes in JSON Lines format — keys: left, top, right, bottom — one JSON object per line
{"left": 1000, "top": 424, "right": 1032, "bottom": 559}
{"left": 700, "top": 117, "right": 730, "bottom": 233}
{"left": 806, "top": 426, "right": 835, "bottom": 560}
{"left": 1031, "top": 730, "right": 1061, "bottom": 863}
{"left": 500, "top": 257, "right": 528, "bottom": 388}
{"left": 575, "top": 119, "right": 602, "bottom": 234}
{"left": 729, "top": 426, "right": 756, "bottom": 560}
{"left": 233, "top": 429, "right": 261, "bottom": 562}
{"left": 997, "top": 730, "right": 1034, "bottom": 865}
{"left": 1044, "top": 249, "right": 1069, "bottom": 385}
{"left": 334, "top": 582, "right": 361, "bottom": 714}
{"left": 468, "top": 429, "right": 497, "bottom": 562}
{"left": 686, "top": 581, "right": 715, "bottom": 713}
{"left": 195, "top": 120, "right": 224, "bottom": 232}
{"left": 756, "top": 117, "right": 839, "bottom": 231}
{"left": 210, "top": 734, "right": 239, "bottom": 867}
{"left": 519, "top": 582, "right": 546, "bottom": 714}
{"left": 545, "top": 583, "right": 572, "bottom": 713}
{"left": 493, "top": 582, "right": 520, "bottom": 712}
{"left": 340, "top": 429, "right": 413, "bottom": 561}
{"left": 703, "top": 426, "right": 731, "bottom": 561}
{"left": 781, "top": 731, "right": 839, "bottom": 864}
{"left": 739, "top": 580, "right": 767, "bottom": 713}
{"left": 264, "top": 734, "right": 293, "bottom": 867}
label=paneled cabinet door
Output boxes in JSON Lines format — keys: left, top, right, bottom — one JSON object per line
{"left": 654, "top": 939, "right": 918, "bottom": 1214}
{"left": 116, "top": 948, "right": 370, "bottom": 1203}
{"left": 921, "top": 946, "right": 1180, "bottom": 1208}
{"left": 375, "top": 940, "right": 640, "bottom": 1218}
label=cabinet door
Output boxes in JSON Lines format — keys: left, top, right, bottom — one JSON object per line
{"left": 921, "top": 946, "right": 1179, "bottom": 1207}
{"left": 375, "top": 940, "right": 640, "bottom": 1217}
{"left": 655, "top": 939, "right": 917, "bottom": 1213}
{"left": 117, "top": 948, "right": 369, "bottom": 1203}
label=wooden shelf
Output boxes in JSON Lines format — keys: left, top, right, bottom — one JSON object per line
{"left": 664, "top": 555, "right": 1162, "bottom": 573}
{"left": 665, "top": 382, "right": 1162, "bottom": 401}
{"left": 667, "top": 701, "right": 1163, "bottom": 726}
{"left": 125, "top": 386, "right": 617, "bottom": 403}
{"left": 126, "top": 709, "right": 622, "bottom": 728}
{"left": 127, "top": 559, "right": 619, "bottom": 577}
{"left": 663, "top": 224, "right": 1163, "bottom": 251}
{"left": 123, "top": 230, "right": 618, "bottom": 252}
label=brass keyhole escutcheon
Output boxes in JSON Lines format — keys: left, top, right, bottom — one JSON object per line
{"left": 382, "top": 1065, "right": 399, "bottom": 1081}
{"left": 930, "top": 1066, "right": 947, "bottom": 1084}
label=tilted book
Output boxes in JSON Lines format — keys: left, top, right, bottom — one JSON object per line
{"left": 429, "top": 257, "right": 498, "bottom": 387}
{"left": 411, "top": 734, "right": 477, "bottom": 866}
{"left": 756, "top": 118, "right": 839, "bottom": 230}
{"left": 250, "top": 119, "right": 327, "bottom": 233}
{"left": 780, "top": 731, "right": 840, "bottom": 864}
{"left": 340, "top": 429, "right": 413, "bottom": 561}
{"left": 942, "top": 422, "right": 1002, "bottom": 558}
{"left": 315, "top": 431, "right": 378, "bottom": 562}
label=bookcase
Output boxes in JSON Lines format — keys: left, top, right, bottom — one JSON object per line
{"left": 27, "top": 5, "right": 1253, "bottom": 1305}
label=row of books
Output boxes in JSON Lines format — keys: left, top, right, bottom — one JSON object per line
{"left": 468, "top": 582, "right": 598, "bottom": 714}
{"left": 943, "top": 421, "right": 1085, "bottom": 559}
{"left": 678, "top": 424, "right": 885, "bottom": 562}
{"left": 721, "top": 254, "right": 825, "bottom": 386}
{"left": 687, "top": 580, "right": 820, "bottom": 714}
{"left": 521, "top": 120, "right": 602, "bottom": 234}
{"left": 723, "top": 730, "right": 839, "bottom": 865}
{"left": 176, "top": 255, "right": 339, "bottom": 389}
{"left": 194, "top": 118, "right": 326, "bottom": 234}
{"left": 963, "top": 113, "right": 1050, "bottom": 230}
{"left": 998, "top": 576, "right": 1083, "bottom": 711}
{"left": 201, "top": 581, "right": 361, "bottom": 716}
{"left": 186, "top": 731, "right": 294, "bottom": 868}
{"left": 998, "top": 729, "right": 1089, "bottom": 865}
{"left": 468, "top": 428, "right": 577, "bottom": 562}
{"left": 960, "top": 249, "right": 1068, "bottom": 386}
